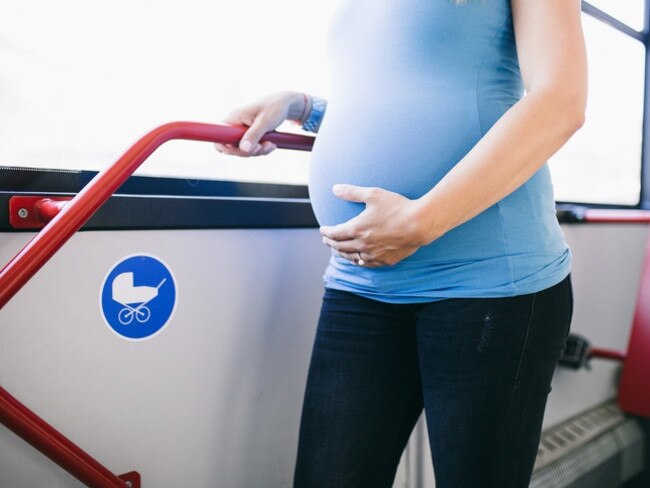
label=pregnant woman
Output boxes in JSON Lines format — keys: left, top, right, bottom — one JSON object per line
{"left": 215, "top": 0, "right": 587, "bottom": 486}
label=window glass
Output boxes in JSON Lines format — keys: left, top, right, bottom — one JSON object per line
{"left": 0, "top": 0, "right": 337, "bottom": 185}
{"left": 549, "top": 14, "right": 645, "bottom": 206}
{"left": 586, "top": 0, "right": 645, "bottom": 31}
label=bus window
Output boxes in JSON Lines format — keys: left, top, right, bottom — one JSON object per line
{"left": 587, "top": 0, "right": 645, "bottom": 31}
{"left": 0, "top": 0, "right": 335, "bottom": 185}
{"left": 549, "top": 10, "right": 645, "bottom": 206}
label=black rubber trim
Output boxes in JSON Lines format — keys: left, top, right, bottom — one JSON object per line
{"left": 0, "top": 193, "right": 317, "bottom": 231}
{"left": 0, "top": 166, "right": 309, "bottom": 199}
{"left": 0, "top": 166, "right": 317, "bottom": 231}
{"left": 557, "top": 205, "right": 588, "bottom": 223}
{"left": 6, "top": 167, "right": 640, "bottom": 230}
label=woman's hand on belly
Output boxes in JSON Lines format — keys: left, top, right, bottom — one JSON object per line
{"left": 319, "top": 184, "right": 438, "bottom": 267}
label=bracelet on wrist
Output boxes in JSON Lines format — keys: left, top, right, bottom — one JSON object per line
{"left": 301, "top": 96, "right": 327, "bottom": 133}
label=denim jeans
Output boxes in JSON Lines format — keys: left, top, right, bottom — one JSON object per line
{"left": 293, "top": 276, "right": 573, "bottom": 488}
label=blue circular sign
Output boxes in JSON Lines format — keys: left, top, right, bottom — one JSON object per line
{"left": 100, "top": 254, "right": 177, "bottom": 340}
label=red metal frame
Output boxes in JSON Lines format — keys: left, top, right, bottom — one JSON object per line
{"left": 0, "top": 122, "right": 314, "bottom": 487}
{"left": 0, "top": 122, "right": 313, "bottom": 310}
{"left": 588, "top": 347, "right": 627, "bottom": 361}
{"left": 10, "top": 196, "right": 73, "bottom": 229}
{"left": 618, "top": 235, "right": 650, "bottom": 417}
{"left": 582, "top": 209, "right": 650, "bottom": 223}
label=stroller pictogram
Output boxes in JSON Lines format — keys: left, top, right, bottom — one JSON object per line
{"left": 112, "top": 272, "right": 166, "bottom": 325}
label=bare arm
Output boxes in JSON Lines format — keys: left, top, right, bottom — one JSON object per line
{"left": 415, "top": 0, "right": 587, "bottom": 242}
{"left": 321, "top": 0, "right": 587, "bottom": 266}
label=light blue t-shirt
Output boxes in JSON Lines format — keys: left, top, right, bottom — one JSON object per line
{"left": 308, "top": 0, "right": 571, "bottom": 303}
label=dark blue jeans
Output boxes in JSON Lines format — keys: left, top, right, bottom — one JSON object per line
{"left": 294, "top": 275, "right": 572, "bottom": 488}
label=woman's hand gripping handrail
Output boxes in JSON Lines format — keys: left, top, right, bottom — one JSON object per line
{"left": 0, "top": 122, "right": 314, "bottom": 310}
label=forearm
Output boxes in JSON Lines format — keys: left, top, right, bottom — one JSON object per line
{"left": 416, "top": 88, "right": 585, "bottom": 245}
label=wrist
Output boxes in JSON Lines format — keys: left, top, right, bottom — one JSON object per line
{"left": 301, "top": 96, "right": 327, "bottom": 133}
{"left": 412, "top": 196, "right": 448, "bottom": 246}
{"left": 286, "top": 92, "right": 311, "bottom": 123}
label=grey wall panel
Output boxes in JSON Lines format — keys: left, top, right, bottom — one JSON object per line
{"left": 0, "top": 223, "right": 648, "bottom": 487}
{"left": 543, "top": 224, "right": 649, "bottom": 429}
{"left": 0, "top": 229, "right": 330, "bottom": 487}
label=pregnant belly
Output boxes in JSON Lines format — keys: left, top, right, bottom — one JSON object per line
{"left": 308, "top": 96, "right": 481, "bottom": 226}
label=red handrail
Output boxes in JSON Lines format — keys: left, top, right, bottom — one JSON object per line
{"left": 0, "top": 122, "right": 315, "bottom": 487}
{"left": 588, "top": 347, "right": 627, "bottom": 361}
{"left": 582, "top": 209, "right": 650, "bottom": 223}
{"left": 0, "top": 122, "right": 314, "bottom": 309}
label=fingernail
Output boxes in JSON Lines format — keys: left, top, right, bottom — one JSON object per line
{"left": 332, "top": 184, "right": 343, "bottom": 194}
{"left": 240, "top": 140, "right": 252, "bottom": 152}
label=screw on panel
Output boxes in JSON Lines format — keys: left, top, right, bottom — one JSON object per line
{"left": 17, "top": 208, "right": 29, "bottom": 219}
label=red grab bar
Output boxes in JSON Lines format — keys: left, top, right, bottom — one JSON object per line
{"left": 0, "top": 122, "right": 314, "bottom": 310}
{"left": 0, "top": 122, "right": 314, "bottom": 487}
{"left": 582, "top": 209, "right": 650, "bottom": 223}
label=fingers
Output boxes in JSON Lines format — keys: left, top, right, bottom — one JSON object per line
{"left": 320, "top": 222, "right": 359, "bottom": 242}
{"left": 321, "top": 231, "right": 375, "bottom": 266}
{"left": 332, "top": 184, "right": 379, "bottom": 203}
{"left": 323, "top": 236, "right": 378, "bottom": 266}
{"left": 259, "top": 141, "right": 277, "bottom": 155}
{"left": 321, "top": 235, "right": 358, "bottom": 253}
{"left": 217, "top": 110, "right": 280, "bottom": 156}
{"left": 337, "top": 250, "right": 378, "bottom": 268}
{"left": 222, "top": 110, "right": 255, "bottom": 128}
{"left": 220, "top": 107, "right": 270, "bottom": 155}
{"left": 217, "top": 91, "right": 301, "bottom": 157}
{"left": 214, "top": 140, "right": 277, "bottom": 158}
{"left": 239, "top": 114, "right": 276, "bottom": 153}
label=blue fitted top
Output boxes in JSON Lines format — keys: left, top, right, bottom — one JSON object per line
{"left": 308, "top": 0, "right": 571, "bottom": 303}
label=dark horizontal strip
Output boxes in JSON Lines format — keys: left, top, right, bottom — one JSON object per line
{"left": 0, "top": 166, "right": 309, "bottom": 199}
{"left": 556, "top": 204, "right": 650, "bottom": 223}
{"left": 4, "top": 168, "right": 644, "bottom": 230}
{"left": 0, "top": 193, "right": 318, "bottom": 231}
{"left": 582, "top": 2, "right": 645, "bottom": 42}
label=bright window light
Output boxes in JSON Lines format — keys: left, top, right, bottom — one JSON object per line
{"left": 2, "top": 2, "right": 647, "bottom": 204}
{"left": 549, "top": 14, "right": 645, "bottom": 205}
{"left": 0, "top": 0, "right": 337, "bottom": 184}
{"left": 587, "top": 0, "right": 646, "bottom": 31}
